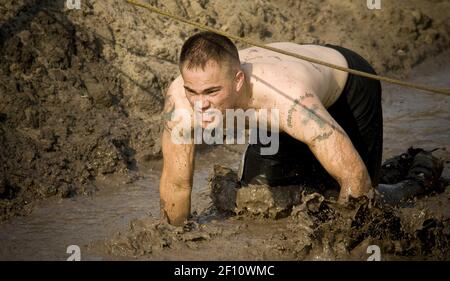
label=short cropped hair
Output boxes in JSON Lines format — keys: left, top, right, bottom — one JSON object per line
{"left": 179, "top": 31, "right": 240, "bottom": 73}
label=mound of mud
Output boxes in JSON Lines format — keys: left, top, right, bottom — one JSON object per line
{"left": 0, "top": 0, "right": 163, "bottom": 220}
{"left": 282, "top": 193, "right": 450, "bottom": 260}
{"left": 210, "top": 147, "right": 445, "bottom": 217}
{"left": 100, "top": 188, "right": 450, "bottom": 260}
{"left": 98, "top": 148, "right": 449, "bottom": 260}
{"left": 1, "top": 0, "right": 449, "bottom": 221}
{"left": 209, "top": 165, "right": 337, "bottom": 219}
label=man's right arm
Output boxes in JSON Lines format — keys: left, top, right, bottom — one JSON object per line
{"left": 159, "top": 83, "right": 195, "bottom": 226}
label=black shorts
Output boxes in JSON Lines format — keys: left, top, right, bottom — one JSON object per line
{"left": 239, "top": 44, "right": 383, "bottom": 189}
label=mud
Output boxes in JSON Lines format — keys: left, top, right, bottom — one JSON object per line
{"left": 96, "top": 195, "right": 450, "bottom": 261}
{"left": 209, "top": 165, "right": 335, "bottom": 219}
{"left": 97, "top": 148, "right": 449, "bottom": 261}
{"left": 209, "top": 147, "right": 446, "bottom": 217}
{"left": 1, "top": 0, "right": 450, "bottom": 221}
{"left": 0, "top": 0, "right": 449, "bottom": 261}
{"left": 0, "top": 0, "right": 163, "bottom": 220}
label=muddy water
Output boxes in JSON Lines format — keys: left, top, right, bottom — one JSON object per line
{"left": 0, "top": 51, "right": 449, "bottom": 261}
{"left": 382, "top": 51, "right": 450, "bottom": 178}
{"left": 0, "top": 145, "right": 243, "bottom": 260}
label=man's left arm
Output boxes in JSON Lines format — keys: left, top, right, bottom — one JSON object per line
{"left": 281, "top": 91, "right": 372, "bottom": 203}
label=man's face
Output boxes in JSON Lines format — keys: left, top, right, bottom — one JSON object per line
{"left": 181, "top": 60, "right": 239, "bottom": 128}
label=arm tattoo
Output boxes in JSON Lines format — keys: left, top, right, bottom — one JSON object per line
{"left": 286, "top": 92, "right": 315, "bottom": 128}
{"left": 301, "top": 104, "right": 325, "bottom": 128}
{"left": 287, "top": 99, "right": 299, "bottom": 128}
{"left": 311, "top": 130, "right": 334, "bottom": 142}
{"left": 286, "top": 92, "right": 343, "bottom": 143}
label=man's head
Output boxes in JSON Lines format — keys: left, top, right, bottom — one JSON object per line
{"left": 179, "top": 32, "right": 245, "bottom": 127}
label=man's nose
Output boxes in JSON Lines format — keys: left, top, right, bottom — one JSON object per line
{"left": 199, "top": 96, "right": 210, "bottom": 110}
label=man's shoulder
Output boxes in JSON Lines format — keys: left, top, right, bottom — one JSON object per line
{"left": 167, "top": 75, "right": 183, "bottom": 95}
{"left": 166, "top": 75, "right": 191, "bottom": 110}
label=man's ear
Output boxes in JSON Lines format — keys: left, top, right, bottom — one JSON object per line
{"left": 234, "top": 70, "right": 245, "bottom": 92}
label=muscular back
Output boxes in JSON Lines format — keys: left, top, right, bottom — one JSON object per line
{"left": 239, "top": 43, "right": 349, "bottom": 109}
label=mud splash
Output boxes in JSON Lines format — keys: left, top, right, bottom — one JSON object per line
{"left": 99, "top": 148, "right": 449, "bottom": 261}
{"left": 98, "top": 196, "right": 450, "bottom": 260}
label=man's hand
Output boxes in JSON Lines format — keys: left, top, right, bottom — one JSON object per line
{"left": 336, "top": 165, "right": 372, "bottom": 204}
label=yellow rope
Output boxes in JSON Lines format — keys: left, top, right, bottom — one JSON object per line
{"left": 126, "top": 0, "right": 450, "bottom": 96}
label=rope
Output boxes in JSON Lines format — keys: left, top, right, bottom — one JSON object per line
{"left": 126, "top": 0, "right": 450, "bottom": 96}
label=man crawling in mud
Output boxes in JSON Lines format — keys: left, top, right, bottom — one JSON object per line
{"left": 159, "top": 32, "right": 439, "bottom": 226}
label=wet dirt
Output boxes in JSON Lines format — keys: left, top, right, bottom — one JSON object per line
{"left": 1, "top": 0, "right": 450, "bottom": 221}
{"left": 0, "top": 0, "right": 449, "bottom": 260}
{"left": 0, "top": 144, "right": 243, "bottom": 260}
{"left": 95, "top": 150, "right": 450, "bottom": 261}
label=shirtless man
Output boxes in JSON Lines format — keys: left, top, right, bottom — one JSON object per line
{"left": 160, "top": 32, "right": 383, "bottom": 226}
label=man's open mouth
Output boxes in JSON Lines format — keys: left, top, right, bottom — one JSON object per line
{"left": 201, "top": 109, "right": 217, "bottom": 122}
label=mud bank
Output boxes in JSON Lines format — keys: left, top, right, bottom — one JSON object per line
{"left": 1, "top": 0, "right": 450, "bottom": 221}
